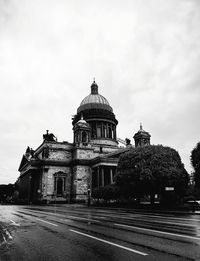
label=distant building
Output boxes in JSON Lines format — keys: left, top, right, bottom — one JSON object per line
{"left": 17, "top": 81, "right": 151, "bottom": 203}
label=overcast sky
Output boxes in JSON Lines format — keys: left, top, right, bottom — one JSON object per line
{"left": 0, "top": 0, "right": 200, "bottom": 184}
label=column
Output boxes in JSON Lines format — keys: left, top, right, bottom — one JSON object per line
{"left": 97, "top": 167, "right": 99, "bottom": 188}
{"left": 101, "top": 122, "right": 104, "bottom": 138}
{"left": 110, "top": 168, "right": 113, "bottom": 184}
{"left": 101, "top": 167, "right": 104, "bottom": 187}
{"left": 106, "top": 123, "right": 108, "bottom": 139}
{"left": 114, "top": 126, "right": 116, "bottom": 140}
{"left": 111, "top": 125, "right": 114, "bottom": 139}
{"left": 62, "top": 177, "right": 64, "bottom": 193}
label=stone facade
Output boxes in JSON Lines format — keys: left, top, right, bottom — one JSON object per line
{"left": 72, "top": 165, "right": 91, "bottom": 201}
{"left": 17, "top": 81, "right": 151, "bottom": 203}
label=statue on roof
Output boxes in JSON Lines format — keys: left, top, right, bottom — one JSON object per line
{"left": 43, "top": 130, "right": 56, "bottom": 142}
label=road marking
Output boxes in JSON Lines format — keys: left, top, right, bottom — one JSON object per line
{"left": 25, "top": 209, "right": 100, "bottom": 224}
{"left": 129, "top": 212, "right": 200, "bottom": 222}
{"left": 0, "top": 229, "right": 12, "bottom": 246}
{"left": 23, "top": 209, "right": 61, "bottom": 217}
{"left": 126, "top": 217, "right": 196, "bottom": 227}
{"left": 2, "top": 228, "right": 13, "bottom": 240}
{"left": 70, "top": 229, "right": 148, "bottom": 256}
{"left": 5, "top": 230, "right": 12, "bottom": 240}
{"left": 36, "top": 218, "right": 58, "bottom": 227}
{"left": 115, "top": 223, "right": 200, "bottom": 241}
{"left": 10, "top": 220, "right": 20, "bottom": 226}
{"left": 1, "top": 235, "right": 7, "bottom": 246}
{"left": 67, "top": 215, "right": 100, "bottom": 223}
{"left": 1, "top": 233, "right": 7, "bottom": 245}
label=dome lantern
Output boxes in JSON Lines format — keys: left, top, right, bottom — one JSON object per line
{"left": 77, "top": 80, "right": 113, "bottom": 113}
{"left": 91, "top": 80, "right": 98, "bottom": 94}
{"left": 133, "top": 123, "right": 151, "bottom": 147}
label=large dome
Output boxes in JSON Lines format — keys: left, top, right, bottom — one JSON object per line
{"left": 72, "top": 80, "right": 118, "bottom": 146}
{"left": 80, "top": 93, "right": 109, "bottom": 106}
{"left": 77, "top": 81, "right": 113, "bottom": 113}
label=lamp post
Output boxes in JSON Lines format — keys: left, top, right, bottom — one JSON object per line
{"left": 37, "top": 189, "right": 41, "bottom": 203}
{"left": 53, "top": 191, "right": 57, "bottom": 213}
{"left": 87, "top": 189, "right": 91, "bottom": 207}
{"left": 28, "top": 175, "right": 32, "bottom": 205}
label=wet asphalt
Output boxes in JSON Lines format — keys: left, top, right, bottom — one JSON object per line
{"left": 0, "top": 204, "right": 200, "bottom": 261}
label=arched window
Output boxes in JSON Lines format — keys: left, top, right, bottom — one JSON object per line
{"left": 57, "top": 178, "right": 63, "bottom": 195}
{"left": 82, "top": 131, "right": 87, "bottom": 143}
{"left": 54, "top": 172, "right": 66, "bottom": 197}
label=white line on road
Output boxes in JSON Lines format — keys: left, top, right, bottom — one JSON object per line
{"left": 115, "top": 223, "right": 200, "bottom": 241}
{"left": 36, "top": 218, "right": 58, "bottom": 227}
{"left": 25, "top": 209, "right": 101, "bottom": 224}
{"left": 135, "top": 213, "right": 200, "bottom": 223}
{"left": 70, "top": 229, "right": 148, "bottom": 256}
{"left": 67, "top": 215, "right": 101, "bottom": 223}
{"left": 26, "top": 209, "right": 101, "bottom": 223}
{"left": 5, "top": 230, "right": 13, "bottom": 240}
{"left": 1, "top": 233, "right": 7, "bottom": 245}
{"left": 10, "top": 219, "right": 20, "bottom": 226}
{"left": 3, "top": 228, "right": 13, "bottom": 240}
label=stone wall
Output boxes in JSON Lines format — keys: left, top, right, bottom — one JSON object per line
{"left": 48, "top": 149, "right": 71, "bottom": 161}
{"left": 72, "top": 165, "right": 91, "bottom": 202}
{"left": 42, "top": 166, "right": 71, "bottom": 202}
{"left": 74, "top": 147, "right": 94, "bottom": 160}
{"left": 36, "top": 142, "right": 73, "bottom": 161}
{"left": 90, "top": 139, "right": 118, "bottom": 146}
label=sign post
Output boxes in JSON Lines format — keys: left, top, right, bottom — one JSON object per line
{"left": 165, "top": 187, "right": 174, "bottom": 191}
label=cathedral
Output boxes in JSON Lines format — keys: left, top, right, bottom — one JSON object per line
{"left": 18, "top": 81, "right": 151, "bottom": 203}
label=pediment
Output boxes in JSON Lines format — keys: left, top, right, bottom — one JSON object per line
{"left": 18, "top": 155, "right": 30, "bottom": 171}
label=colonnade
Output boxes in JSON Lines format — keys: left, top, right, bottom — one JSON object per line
{"left": 92, "top": 166, "right": 117, "bottom": 189}
{"left": 89, "top": 121, "right": 116, "bottom": 140}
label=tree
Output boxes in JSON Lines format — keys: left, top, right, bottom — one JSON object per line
{"left": 115, "top": 145, "right": 189, "bottom": 205}
{"left": 191, "top": 142, "right": 200, "bottom": 188}
{"left": 0, "top": 183, "right": 15, "bottom": 203}
{"left": 92, "top": 184, "right": 120, "bottom": 203}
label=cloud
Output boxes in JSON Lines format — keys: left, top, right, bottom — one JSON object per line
{"left": 0, "top": 0, "right": 200, "bottom": 183}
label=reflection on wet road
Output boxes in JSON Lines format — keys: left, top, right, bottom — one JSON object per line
{"left": 0, "top": 205, "right": 200, "bottom": 260}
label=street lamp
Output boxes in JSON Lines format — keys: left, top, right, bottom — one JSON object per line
{"left": 28, "top": 175, "right": 32, "bottom": 205}
{"left": 87, "top": 189, "right": 91, "bottom": 207}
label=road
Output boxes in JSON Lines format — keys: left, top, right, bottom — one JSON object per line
{"left": 0, "top": 205, "right": 200, "bottom": 260}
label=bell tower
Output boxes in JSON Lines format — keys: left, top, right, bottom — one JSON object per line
{"left": 133, "top": 123, "right": 151, "bottom": 147}
{"left": 73, "top": 115, "right": 91, "bottom": 146}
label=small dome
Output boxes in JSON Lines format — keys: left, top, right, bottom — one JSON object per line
{"left": 134, "top": 123, "right": 151, "bottom": 138}
{"left": 75, "top": 117, "right": 90, "bottom": 129}
{"left": 77, "top": 81, "right": 113, "bottom": 113}
{"left": 78, "top": 119, "right": 87, "bottom": 124}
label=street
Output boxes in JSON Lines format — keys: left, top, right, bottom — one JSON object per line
{"left": 0, "top": 205, "right": 200, "bottom": 260}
